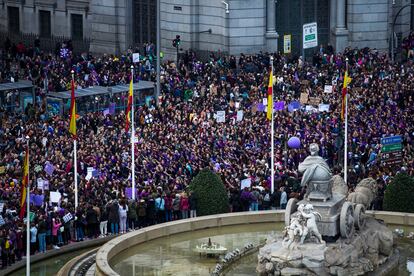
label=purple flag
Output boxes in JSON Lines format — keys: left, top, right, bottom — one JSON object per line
{"left": 34, "top": 195, "right": 44, "bottom": 206}
{"left": 274, "top": 101, "right": 285, "bottom": 111}
{"left": 288, "top": 101, "right": 301, "bottom": 113}
{"left": 257, "top": 103, "right": 265, "bottom": 112}
{"left": 103, "top": 109, "right": 110, "bottom": 116}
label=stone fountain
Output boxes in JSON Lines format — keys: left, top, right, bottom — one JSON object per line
{"left": 257, "top": 143, "right": 398, "bottom": 276}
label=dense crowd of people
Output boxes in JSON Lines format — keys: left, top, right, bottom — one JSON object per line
{"left": 0, "top": 36, "right": 413, "bottom": 268}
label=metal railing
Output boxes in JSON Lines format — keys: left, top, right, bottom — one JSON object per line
{"left": 0, "top": 31, "right": 90, "bottom": 54}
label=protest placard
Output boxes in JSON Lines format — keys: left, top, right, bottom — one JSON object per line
{"left": 33, "top": 195, "right": 44, "bottom": 207}
{"left": 240, "top": 178, "right": 252, "bottom": 190}
{"left": 318, "top": 104, "right": 330, "bottom": 112}
{"left": 50, "top": 191, "right": 61, "bottom": 203}
{"left": 125, "top": 187, "right": 133, "bottom": 199}
{"left": 216, "top": 111, "right": 226, "bottom": 123}
{"left": 63, "top": 213, "right": 73, "bottom": 223}
{"left": 0, "top": 215, "right": 4, "bottom": 226}
{"left": 0, "top": 203, "right": 4, "bottom": 213}
{"left": 274, "top": 101, "right": 285, "bottom": 111}
{"left": 308, "top": 97, "right": 321, "bottom": 106}
{"left": 262, "top": 98, "right": 268, "bottom": 106}
{"left": 132, "top": 53, "right": 140, "bottom": 63}
{"left": 324, "top": 85, "right": 333, "bottom": 93}
{"left": 44, "top": 162, "right": 55, "bottom": 176}
{"left": 300, "top": 93, "right": 309, "bottom": 104}
{"left": 236, "top": 110, "right": 244, "bottom": 122}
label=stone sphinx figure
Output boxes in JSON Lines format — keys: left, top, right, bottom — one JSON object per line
{"left": 298, "top": 143, "right": 333, "bottom": 201}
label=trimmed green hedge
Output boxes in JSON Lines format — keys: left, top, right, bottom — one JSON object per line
{"left": 383, "top": 173, "right": 414, "bottom": 213}
{"left": 189, "top": 168, "right": 229, "bottom": 216}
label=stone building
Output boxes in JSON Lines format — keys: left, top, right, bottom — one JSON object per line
{"left": 0, "top": 0, "right": 412, "bottom": 58}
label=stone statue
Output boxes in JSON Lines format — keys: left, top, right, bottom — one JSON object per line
{"left": 331, "top": 174, "right": 348, "bottom": 196}
{"left": 300, "top": 204, "right": 323, "bottom": 244}
{"left": 283, "top": 204, "right": 322, "bottom": 249}
{"left": 298, "top": 143, "right": 333, "bottom": 201}
{"left": 347, "top": 177, "right": 378, "bottom": 209}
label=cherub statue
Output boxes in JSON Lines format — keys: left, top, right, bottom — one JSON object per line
{"left": 283, "top": 204, "right": 308, "bottom": 249}
{"left": 300, "top": 204, "right": 323, "bottom": 243}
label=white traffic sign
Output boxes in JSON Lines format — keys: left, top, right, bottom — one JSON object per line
{"left": 303, "top": 22, "right": 318, "bottom": 49}
{"left": 283, "top": 35, "right": 291, "bottom": 54}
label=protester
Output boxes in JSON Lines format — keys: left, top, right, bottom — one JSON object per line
{"left": 0, "top": 36, "right": 414, "bottom": 268}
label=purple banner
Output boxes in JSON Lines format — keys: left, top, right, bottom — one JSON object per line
{"left": 109, "top": 103, "right": 116, "bottom": 115}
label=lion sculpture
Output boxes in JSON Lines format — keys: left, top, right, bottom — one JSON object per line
{"left": 347, "top": 177, "right": 378, "bottom": 209}
{"left": 331, "top": 175, "right": 348, "bottom": 196}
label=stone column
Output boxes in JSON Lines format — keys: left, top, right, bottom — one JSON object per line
{"left": 265, "top": 0, "right": 278, "bottom": 52}
{"left": 331, "top": 0, "right": 349, "bottom": 53}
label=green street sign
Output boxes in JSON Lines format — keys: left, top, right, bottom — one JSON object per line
{"left": 381, "top": 144, "right": 402, "bottom": 153}
{"left": 305, "top": 34, "right": 316, "bottom": 41}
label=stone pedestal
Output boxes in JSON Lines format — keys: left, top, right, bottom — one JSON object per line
{"left": 257, "top": 217, "right": 397, "bottom": 276}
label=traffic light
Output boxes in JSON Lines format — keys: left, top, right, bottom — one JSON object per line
{"left": 175, "top": 35, "right": 180, "bottom": 47}
{"left": 172, "top": 35, "right": 181, "bottom": 48}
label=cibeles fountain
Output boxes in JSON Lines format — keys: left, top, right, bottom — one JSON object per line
{"left": 257, "top": 143, "right": 397, "bottom": 276}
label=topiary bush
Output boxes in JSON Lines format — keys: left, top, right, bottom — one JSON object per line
{"left": 383, "top": 173, "right": 414, "bottom": 213}
{"left": 189, "top": 168, "right": 229, "bottom": 216}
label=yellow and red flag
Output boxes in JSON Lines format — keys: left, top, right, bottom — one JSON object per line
{"left": 19, "top": 146, "right": 29, "bottom": 219}
{"left": 125, "top": 79, "right": 133, "bottom": 132}
{"left": 266, "top": 69, "right": 273, "bottom": 121}
{"left": 341, "top": 71, "right": 352, "bottom": 120}
{"left": 69, "top": 79, "right": 77, "bottom": 138}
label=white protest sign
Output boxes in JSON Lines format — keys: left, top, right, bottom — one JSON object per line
{"left": 216, "top": 111, "right": 226, "bottom": 123}
{"left": 0, "top": 203, "right": 4, "bottom": 213}
{"left": 63, "top": 213, "right": 73, "bottom": 223}
{"left": 132, "top": 53, "right": 140, "bottom": 63}
{"left": 262, "top": 98, "right": 268, "bottom": 106}
{"left": 324, "top": 85, "right": 333, "bottom": 93}
{"left": 236, "top": 110, "right": 244, "bottom": 122}
{"left": 50, "top": 191, "right": 61, "bottom": 203}
{"left": 318, "top": 104, "right": 330, "bottom": 112}
{"left": 37, "top": 178, "right": 44, "bottom": 190}
{"left": 235, "top": 102, "right": 240, "bottom": 109}
{"left": 240, "top": 178, "right": 252, "bottom": 190}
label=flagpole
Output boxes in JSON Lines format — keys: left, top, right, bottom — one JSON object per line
{"left": 344, "top": 58, "right": 349, "bottom": 184}
{"left": 131, "top": 65, "right": 136, "bottom": 200}
{"left": 72, "top": 71, "right": 78, "bottom": 209}
{"left": 26, "top": 136, "right": 30, "bottom": 276}
{"left": 270, "top": 55, "right": 275, "bottom": 194}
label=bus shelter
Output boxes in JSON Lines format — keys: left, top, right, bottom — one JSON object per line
{"left": 46, "top": 80, "right": 155, "bottom": 116}
{"left": 0, "top": 81, "right": 35, "bottom": 112}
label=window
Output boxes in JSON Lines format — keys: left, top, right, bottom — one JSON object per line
{"left": 133, "top": 0, "right": 157, "bottom": 45}
{"left": 39, "top": 10, "right": 51, "bottom": 37}
{"left": 71, "top": 14, "right": 83, "bottom": 40}
{"left": 8, "top": 7, "right": 20, "bottom": 33}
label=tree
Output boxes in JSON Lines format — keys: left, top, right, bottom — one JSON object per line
{"left": 189, "top": 168, "right": 229, "bottom": 216}
{"left": 383, "top": 173, "right": 414, "bottom": 213}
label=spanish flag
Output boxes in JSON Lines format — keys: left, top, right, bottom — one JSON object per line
{"left": 19, "top": 146, "right": 29, "bottom": 219}
{"left": 125, "top": 79, "right": 133, "bottom": 132}
{"left": 69, "top": 79, "right": 77, "bottom": 138}
{"left": 341, "top": 71, "right": 352, "bottom": 120}
{"left": 266, "top": 70, "right": 273, "bottom": 121}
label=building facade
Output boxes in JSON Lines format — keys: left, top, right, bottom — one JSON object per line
{"left": 0, "top": 0, "right": 412, "bottom": 58}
